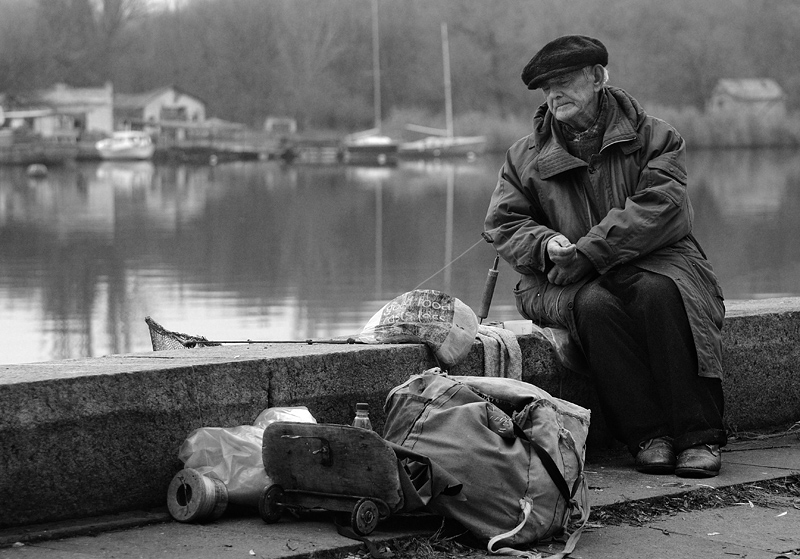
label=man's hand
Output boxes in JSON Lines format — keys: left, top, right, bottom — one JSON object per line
{"left": 547, "top": 235, "right": 594, "bottom": 285}
{"left": 547, "top": 234, "right": 576, "bottom": 264}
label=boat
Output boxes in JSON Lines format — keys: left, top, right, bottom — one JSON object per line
{"left": 341, "top": 0, "right": 399, "bottom": 166}
{"left": 26, "top": 163, "right": 48, "bottom": 177}
{"left": 398, "top": 134, "right": 486, "bottom": 159}
{"left": 341, "top": 128, "right": 398, "bottom": 166}
{"left": 95, "top": 131, "right": 155, "bottom": 160}
{"left": 399, "top": 23, "right": 487, "bottom": 159}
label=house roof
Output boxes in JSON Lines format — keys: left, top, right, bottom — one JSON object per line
{"left": 712, "top": 78, "right": 786, "bottom": 101}
{"left": 38, "top": 83, "right": 113, "bottom": 107}
{"left": 114, "top": 86, "right": 206, "bottom": 109}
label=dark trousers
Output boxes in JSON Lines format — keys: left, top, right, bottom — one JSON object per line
{"left": 572, "top": 265, "right": 726, "bottom": 456}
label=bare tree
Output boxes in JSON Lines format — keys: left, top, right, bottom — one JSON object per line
{"left": 91, "top": 0, "right": 150, "bottom": 80}
{"left": 0, "top": 0, "right": 43, "bottom": 93}
{"left": 269, "top": 0, "right": 356, "bottom": 127}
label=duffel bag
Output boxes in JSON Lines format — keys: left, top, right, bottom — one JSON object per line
{"left": 382, "top": 368, "right": 590, "bottom": 558}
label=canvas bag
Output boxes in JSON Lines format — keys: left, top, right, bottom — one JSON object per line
{"left": 382, "top": 368, "right": 591, "bottom": 558}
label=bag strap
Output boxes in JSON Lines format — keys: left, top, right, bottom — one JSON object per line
{"left": 486, "top": 485, "right": 591, "bottom": 559}
{"left": 549, "top": 489, "right": 591, "bottom": 559}
{"left": 487, "top": 499, "right": 541, "bottom": 558}
{"left": 486, "top": 427, "right": 589, "bottom": 559}
{"left": 513, "top": 425, "right": 571, "bottom": 503}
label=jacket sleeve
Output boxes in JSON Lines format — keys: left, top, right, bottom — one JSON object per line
{"left": 575, "top": 120, "right": 693, "bottom": 274}
{"left": 483, "top": 149, "right": 558, "bottom": 276}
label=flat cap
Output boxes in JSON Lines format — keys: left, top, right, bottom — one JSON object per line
{"left": 521, "top": 35, "right": 608, "bottom": 90}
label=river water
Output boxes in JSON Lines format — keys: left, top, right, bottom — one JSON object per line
{"left": 1, "top": 149, "right": 799, "bottom": 364}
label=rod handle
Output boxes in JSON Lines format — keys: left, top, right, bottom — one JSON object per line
{"left": 477, "top": 256, "right": 500, "bottom": 321}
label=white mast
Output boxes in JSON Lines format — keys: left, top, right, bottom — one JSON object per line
{"left": 405, "top": 22, "right": 455, "bottom": 138}
{"left": 372, "top": 0, "right": 382, "bottom": 133}
{"left": 441, "top": 22, "right": 454, "bottom": 139}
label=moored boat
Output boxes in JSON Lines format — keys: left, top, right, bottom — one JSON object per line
{"left": 400, "top": 24, "right": 487, "bottom": 161}
{"left": 95, "top": 131, "right": 155, "bottom": 160}
{"left": 398, "top": 134, "right": 487, "bottom": 159}
{"left": 339, "top": 0, "right": 399, "bottom": 167}
{"left": 341, "top": 132, "right": 399, "bottom": 165}
{"left": 26, "top": 163, "right": 48, "bottom": 177}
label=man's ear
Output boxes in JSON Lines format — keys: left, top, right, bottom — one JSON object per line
{"left": 591, "top": 64, "right": 606, "bottom": 90}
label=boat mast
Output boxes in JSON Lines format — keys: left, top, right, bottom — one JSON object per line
{"left": 441, "top": 22, "right": 454, "bottom": 139}
{"left": 372, "top": 0, "right": 382, "bottom": 134}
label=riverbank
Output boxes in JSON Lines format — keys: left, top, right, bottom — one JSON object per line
{"left": 1, "top": 297, "right": 798, "bottom": 532}
{"left": 378, "top": 105, "right": 800, "bottom": 154}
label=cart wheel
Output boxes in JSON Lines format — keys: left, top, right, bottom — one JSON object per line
{"left": 258, "top": 484, "right": 285, "bottom": 523}
{"left": 351, "top": 498, "right": 379, "bottom": 536}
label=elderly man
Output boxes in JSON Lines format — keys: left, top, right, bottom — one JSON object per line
{"left": 484, "top": 35, "right": 726, "bottom": 477}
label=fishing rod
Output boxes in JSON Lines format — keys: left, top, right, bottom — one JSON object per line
{"left": 181, "top": 337, "right": 362, "bottom": 348}
{"left": 145, "top": 316, "right": 366, "bottom": 350}
{"left": 149, "top": 235, "right": 504, "bottom": 351}
{"left": 477, "top": 254, "right": 500, "bottom": 324}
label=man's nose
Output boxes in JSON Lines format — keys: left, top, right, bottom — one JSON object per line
{"left": 546, "top": 89, "right": 561, "bottom": 102}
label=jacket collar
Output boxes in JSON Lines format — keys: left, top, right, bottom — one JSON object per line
{"left": 531, "top": 87, "right": 643, "bottom": 180}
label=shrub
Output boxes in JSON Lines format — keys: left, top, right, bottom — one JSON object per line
{"left": 645, "top": 105, "right": 800, "bottom": 148}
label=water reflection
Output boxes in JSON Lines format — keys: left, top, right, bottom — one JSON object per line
{"left": 690, "top": 149, "right": 800, "bottom": 299}
{"left": 1, "top": 149, "right": 799, "bottom": 364}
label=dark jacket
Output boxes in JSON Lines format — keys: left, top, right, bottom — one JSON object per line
{"left": 484, "top": 86, "right": 725, "bottom": 378}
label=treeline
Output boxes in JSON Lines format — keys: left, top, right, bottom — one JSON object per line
{"left": 2, "top": 0, "right": 800, "bottom": 140}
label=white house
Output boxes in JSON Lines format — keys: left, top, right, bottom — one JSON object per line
{"left": 114, "top": 86, "right": 206, "bottom": 131}
{"left": 707, "top": 79, "right": 787, "bottom": 117}
{"left": 37, "top": 82, "right": 115, "bottom": 135}
{"left": 0, "top": 83, "right": 114, "bottom": 140}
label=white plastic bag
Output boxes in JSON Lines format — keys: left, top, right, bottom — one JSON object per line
{"left": 357, "top": 289, "right": 479, "bottom": 367}
{"left": 178, "top": 406, "right": 316, "bottom": 507}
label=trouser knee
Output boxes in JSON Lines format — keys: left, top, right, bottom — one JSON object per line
{"left": 573, "top": 281, "right": 615, "bottom": 325}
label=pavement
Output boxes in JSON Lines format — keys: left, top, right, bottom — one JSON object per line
{"left": 1, "top": 431, "right": 798, "bottom": 559}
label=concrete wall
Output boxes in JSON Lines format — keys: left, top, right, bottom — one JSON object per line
{"left": 1, "top": 298, "right": 798, "bottom": 529}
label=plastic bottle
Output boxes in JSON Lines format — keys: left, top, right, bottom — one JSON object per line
{"left": 351, "top": 402, "right": 373, "bottom": 430}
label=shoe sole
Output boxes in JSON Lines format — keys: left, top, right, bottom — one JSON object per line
{"left": 675, "top": 467, "right": 719, "bottom": 478}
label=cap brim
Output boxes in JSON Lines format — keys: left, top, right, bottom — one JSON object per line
{"left": 526, "top": 63, "right": 589, "bottom": 90}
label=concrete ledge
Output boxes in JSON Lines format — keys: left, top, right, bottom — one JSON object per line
{"left": 1, "top": 298, "right": 798, "bottom": 529}
{"left": 720, "top": 299, "right": 800, "bottom": 431}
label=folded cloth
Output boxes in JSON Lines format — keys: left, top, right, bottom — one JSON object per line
{"left": 476, "top": 325, "right": 522, "bottom": 380}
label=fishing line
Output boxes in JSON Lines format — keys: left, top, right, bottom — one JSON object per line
{"left": 148, "top": 236, "right": 494, "bottom": 348}
{"left": 412, "top": 236, "right": 486, "bottom": 290}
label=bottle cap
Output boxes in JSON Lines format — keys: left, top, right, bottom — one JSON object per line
{"left": 356, "top": 402, "right": 369, "bottom": 412}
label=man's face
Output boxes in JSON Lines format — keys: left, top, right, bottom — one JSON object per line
{"left": 541, "top": 68, "right": 599, "bottom": 130}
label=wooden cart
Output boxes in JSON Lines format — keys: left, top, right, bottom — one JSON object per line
{"left": 259, "top": 422, "right": 404, "bottom": 536}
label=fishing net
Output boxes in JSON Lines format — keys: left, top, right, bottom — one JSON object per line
{"left": 145, "top": 316, "right": 222, "bottom": 351}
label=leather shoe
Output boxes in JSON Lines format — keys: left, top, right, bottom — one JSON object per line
{"left": 675, "top": 444, "right": 721, "bottom": 478}
{"left": 635, "top": 437, "right": 676, "bottom": 474}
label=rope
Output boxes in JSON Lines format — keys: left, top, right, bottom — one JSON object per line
{"left": 487, "top": 499, "right": 538, "bottom": 557}
{"left": 413, "top": 237, "right": 486, "bottom": 291}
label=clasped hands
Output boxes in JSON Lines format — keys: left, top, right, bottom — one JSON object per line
{"left": 546, "top": 234, "right": 594, "bottom": 285}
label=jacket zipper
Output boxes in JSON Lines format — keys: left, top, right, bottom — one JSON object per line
{"left": 580, "top": 177, "right": 594, "bottom": 228}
